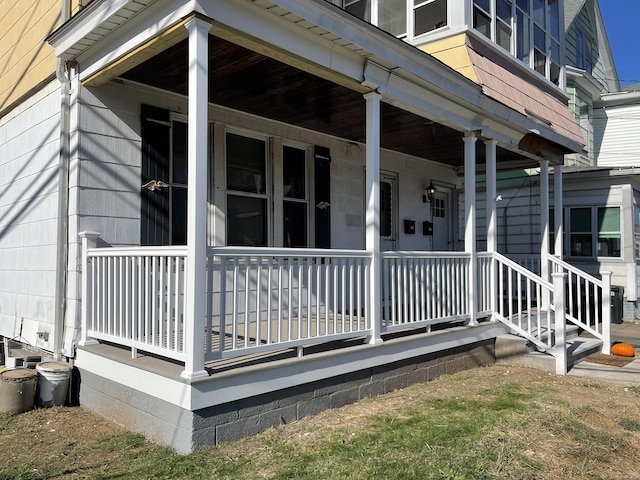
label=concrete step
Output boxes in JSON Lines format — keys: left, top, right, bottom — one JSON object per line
{"left": 495, "top": 332, "right": 603, "bottom": 374}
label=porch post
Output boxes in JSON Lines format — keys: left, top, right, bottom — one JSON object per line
{"left": 553, "top": 164, "right": 563, "bottom": 261}
{"left": 181, "top": 17, "right": 211, "bottom": 380}
{"left": 485, "top": 139, "right": 497, "bottom": 316}
{"left": 464, "top": 131, "right": 478, "bottom": 326}
{"left": 78, "top": 231, "right": 100, "bottom": 347}
{"left": 540, "top": 160, "right": 550, "bottom": 311}
{"left": 364, "top": 92, "right": 383, "bottom": 345}
{"left": 601, "top": 271, "right": 612, "bottom": 355}
{"left": 552, "top": 272, "right": 567, "bottom": 375}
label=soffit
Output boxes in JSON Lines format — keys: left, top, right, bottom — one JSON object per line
{"left": 48, "top": 0, "right": 154, "bottom": 59}
{"left": 49, "top": 0, "right": 573, "bottom": 168}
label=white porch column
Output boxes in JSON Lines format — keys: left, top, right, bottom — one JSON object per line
{"left": 539, "top": 160, "right": 550, "bottom": 312}
{"left": 365, "top": 92, "right": 383, "bottom": 344}
{"left": 182, "top": 17, "right": 211, "bottom": 380}
{"left": 464, "top": 131, "right": 478, "bottom": 326}
{"left": 485, "top": 139, "right": 497, "bottom": 316}
{"left": 540, "top": 160, "right": 550, "bottom": 281}
{"left": 553, "top": 164, "right": 563, "bottom": 261}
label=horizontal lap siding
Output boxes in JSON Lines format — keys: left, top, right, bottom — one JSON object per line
{"left": 0, "top": 81, "right": 61, "bottom": 347}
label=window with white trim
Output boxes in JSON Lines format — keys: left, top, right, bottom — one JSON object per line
{"left": 575, "top": 29, "right": 593, "bottom": 74}
{"left": 226, "top": 131, "right": 311, "bottom": 247}
{"left": 339, "top": 0, "right": 446, "bottom": 40}
{"left": 568, "top": 206, "right": 621, "bottom": 258}
{"left": 473, "top": 0, "right": 562, "bottom": 85}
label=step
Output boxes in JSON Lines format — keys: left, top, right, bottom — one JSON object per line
{"left": 495, "top": 334, "right": 603, "bottom": 374}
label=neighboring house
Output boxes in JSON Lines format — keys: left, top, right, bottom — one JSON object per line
{"left": 1, "top": 0, "right": 610, "bottom": 452}
{"left": 484, "top": 0, "right": 640, "bottom": 320}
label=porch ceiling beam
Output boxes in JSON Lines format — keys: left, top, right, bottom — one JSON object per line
{"left": 209, "top": 22, "right": 368, "bottom": 93}
{"left": 82, "top": 18, "right": 189, "bottom": 88}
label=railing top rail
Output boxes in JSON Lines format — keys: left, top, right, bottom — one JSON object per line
{"left": 207, "top": 246, "right": 372, "bottom": 258}
{"left": 548, "top": 255, "right": 603, "bottom": 288}
{"left": 495, "top": 252, "right": 554, "bottom": 290}
{"left": 86, "top": 245, "right": 188, "bottom": 257}
{"left": 382, "top": 251, "right": 471, "bottom": 259}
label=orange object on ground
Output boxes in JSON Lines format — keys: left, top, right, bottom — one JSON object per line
{"left": 611, "top": 343, "right": 635, "bottom": 357}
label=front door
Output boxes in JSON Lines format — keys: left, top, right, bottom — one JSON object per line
{"left": 140, "top": 105, "right": 188, "bottom": 246}
{"left": 380, "top": 172, "right": 398, "bottom": 251}
{"left": 432, "top": 188, "right": 451, "bottom": 251}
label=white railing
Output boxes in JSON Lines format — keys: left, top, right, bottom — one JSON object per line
{"left": 510, "top": 254, "right": 611, "bottom": 355}
{"left": 548, "top": 256, "right": 611, "bottom": 355}
{"left": 81, "top": 239, "right": 605, "bottom": 374}
{"left": 83, "top": 246, "right": 188, "bottom": 362}
{"left": 381, "top": 252, "right": 472, "bottom": 331}
{"left": 205, "top": 247, "right": 372, "bottom": 360}
{"left": 492, "top": 253, "right": 557, "bottom": 353}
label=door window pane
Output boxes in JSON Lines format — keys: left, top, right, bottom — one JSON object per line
{"left": 283, "top": 202, "right": 308, "bottom": 247}
{"left": 171, "top": 186, "right": 187, "bottom": 245}
{"left": 283, "top": 146, "right": 306, "bottom": 200}
{"left": 172, "top": 121, "right": 188, "bottom": 185}
{"left": 226, "top": 133, "right": 266, "bottom": 194}
{"left": 380, "top": 181, "right": 392, "bottom": 237}
{"left": 283, "top": 145, "right": 308, "bottom": 247}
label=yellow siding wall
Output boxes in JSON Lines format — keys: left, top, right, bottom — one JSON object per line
{"left": 0, "top": 1, "right": 87, "bottom": 114}
{"left": 419, "top": 34, "right": 478, "bottom": 84}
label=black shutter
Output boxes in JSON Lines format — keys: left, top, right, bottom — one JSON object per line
{"left": 140, "top": 105, "right": 171, "bottom": 246}
{"left": 314, "top": 146, "right": 331, "bottom": 248}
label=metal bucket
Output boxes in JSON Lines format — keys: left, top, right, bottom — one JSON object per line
{"left": 36, "top": 362, "right": 72, "bottom": 408}
{"left": 0, "top": 368, "right": 37, "bottom": 413}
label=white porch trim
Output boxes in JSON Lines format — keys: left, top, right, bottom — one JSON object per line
{"left": 464, "top": 131, "right": 477, "bottom": 326}
{"left": 553, "top": 165, "right": 563, "bottom": 260}
{"left": 485, "top": 139, "right": 498, "bottom": 314}
{"left": 365, "top": 91, "right": 382, "bottom": 344}
{"left": 182, "top": 17, "right": 211, "bottom": 380}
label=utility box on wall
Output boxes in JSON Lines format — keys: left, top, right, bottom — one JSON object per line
{"left": 422, "top": 221, "right": 433, "bottom": 236}
{"left": 404, "top": 220, "right": 415, "bottom": 234}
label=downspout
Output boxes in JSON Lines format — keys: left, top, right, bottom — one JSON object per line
{"left": 53, "top": 0, "right": 71, "bottom": 360}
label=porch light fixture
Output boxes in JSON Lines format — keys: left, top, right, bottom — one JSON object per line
{"left": 423, "top": 181, "right": 437, "bottom": 203}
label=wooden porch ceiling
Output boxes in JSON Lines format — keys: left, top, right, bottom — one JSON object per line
{"left": 121, "top": 36, "right": 529, "bottom": 169}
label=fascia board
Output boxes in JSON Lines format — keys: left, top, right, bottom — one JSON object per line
{"left": 49, "top": 0, "right": 146, "bottom": 57}
{"left": 75, "top": 1, "right": 196, "bottom": 81}
{"left": 566, "top": 66, "right": 605, "bottom": 100}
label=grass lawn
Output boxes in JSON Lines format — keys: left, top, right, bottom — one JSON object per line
{"left": 1, "top": 364, "right": 639, "bottom": 479}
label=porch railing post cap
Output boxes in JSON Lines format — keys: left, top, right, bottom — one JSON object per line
{"left": 79, "top": 231, "right": 101, "bottom": 239}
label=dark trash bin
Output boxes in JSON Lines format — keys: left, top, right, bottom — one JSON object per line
{"left": 611, "top": 285, "right": 624, "bottom": 324}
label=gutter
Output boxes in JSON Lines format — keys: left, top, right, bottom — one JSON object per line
{"left": 53, "top": 0, "right": 71, "bottom": 360}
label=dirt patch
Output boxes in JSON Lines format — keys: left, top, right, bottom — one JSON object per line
{"left": 2, "top": 364, "right": 640, "bottom": 479}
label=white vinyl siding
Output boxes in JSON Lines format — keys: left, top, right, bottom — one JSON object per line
{"left": 0, "top": 81, "right": 60, "bottom": 345}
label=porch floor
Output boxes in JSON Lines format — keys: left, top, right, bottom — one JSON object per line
{"left": 78, "top": 319, "right": 486, "bottom": 382}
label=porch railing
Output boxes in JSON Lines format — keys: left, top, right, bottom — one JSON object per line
{"left": 80, "top": 238, "right": 608, "bottom": 376}
{"left": 205, "top": 247, "right": 371, "bottom": 360}
{"left": 381, "top": 252, "right": 472, "bottom": 331}
{"left": 82, "top": 245, "right": 188, "bottom": 362}
{"left": 510, "top": 254, "right": 611, "bottom": 355}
